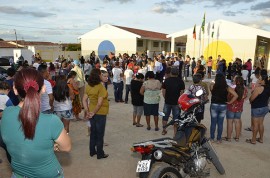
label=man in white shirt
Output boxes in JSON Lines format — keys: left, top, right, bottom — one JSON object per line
{"left": 124, "top": 64, "right": 134, "bottom": 104}
{"left": 33, "top": 58, "right": 41, "bottom": 70}
{"left": 112, "top": 61, "right": 124, "bottom": 102}
{"left": 38, "top": 64, "right": 54, "bottom": 113}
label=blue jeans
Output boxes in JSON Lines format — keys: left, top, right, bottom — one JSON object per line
{"left": 125, "top": 84, "right": 131, "bottom": 103}
{"left": 89, "top": 114, "right": 107, "bottom": 158}
{"left": 210, "top": 103, "right": 227, "bottom": 140}
{"left": 162, "top": 104, "right": 180, "bottom": 121}
{"left": 113, "top": 82, "right": 123, "bottom": 102}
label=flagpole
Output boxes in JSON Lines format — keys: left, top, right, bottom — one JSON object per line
{"left": 193, "top": 39, "right": 196, "bottom": 57}
{"left": 202, "top": 33, "right": 204, "bottom": 57}
{"left": 199, "top": 29, "right": 201, "bottom": 57}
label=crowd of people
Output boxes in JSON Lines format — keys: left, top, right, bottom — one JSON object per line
{"left": 0, "top": 50, "right": 269, "bottom": 177}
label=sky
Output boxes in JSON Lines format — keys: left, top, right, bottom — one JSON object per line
{"left": 0, "top": 0, "right": 269, "bottom": 43}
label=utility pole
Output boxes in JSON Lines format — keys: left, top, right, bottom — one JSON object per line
{"left": 14, "top": 29, "right": 18, "bottom": 48}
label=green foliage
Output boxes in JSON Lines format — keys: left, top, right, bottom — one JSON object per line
{"left": 66, "top": 44, "right": 81, "bottom": 51}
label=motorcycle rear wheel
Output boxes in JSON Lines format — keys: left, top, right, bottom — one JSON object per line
{"left": 202, "top": 141, "right": 225, "bottom": 175}
{"left": 152, "top": 166, "right": 182, "bottom": 178}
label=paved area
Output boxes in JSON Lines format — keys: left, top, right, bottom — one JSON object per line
{"left": 1, "top": 79, "right": 270, "bottom": 178}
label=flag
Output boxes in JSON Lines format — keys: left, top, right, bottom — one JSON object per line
{"left": 217, "top": 25, "right": 220, "bottom": 39}
{"left": 201, "top": 13, "right": 205, "bottom": 34}
{"left": 198, "top": 28, "right": 201, "bottom": 41}
{"left": 211, "top": 23, "right": 214, "bottom": 38}
{"left": 193, "top": 24, "right": 196, "bottom": 39}
{"left": 207, "top": 22, "right": 211, "bottom": 36}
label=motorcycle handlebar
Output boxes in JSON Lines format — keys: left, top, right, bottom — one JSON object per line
{"left": 163, "top": 100, "right": 209, "bottom": 129}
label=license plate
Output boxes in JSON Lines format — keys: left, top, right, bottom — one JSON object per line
{"left": 136, "top": 160, "right": 151, "bottom": 172}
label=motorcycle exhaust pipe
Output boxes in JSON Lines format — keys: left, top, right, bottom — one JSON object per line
{"left": 153, "top": 150, "right": 183, "bottom": 165}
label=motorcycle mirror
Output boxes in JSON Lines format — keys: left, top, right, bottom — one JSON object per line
{"left": 158, "top": 111, "right": 165, "bottom": 117}
{"left": 195, "top": 89, "right": 203, "bottom": 97}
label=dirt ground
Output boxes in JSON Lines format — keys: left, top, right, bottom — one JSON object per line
{"left": 1, "top": 79, "right": 270, "bottom": 178}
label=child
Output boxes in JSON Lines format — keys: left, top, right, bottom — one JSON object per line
{"left": 131, "top": 73, "right": 144, "bottom": 127}
{"left": 241, "top": 65, "right": 249, "bottom": 86}
{"left": 188, "top": 74, "right": 208, "bottom": 123}
{"left": 53, "top": 77, "right": 74, "bottom": 134}
{"left": 250, "top": 68, "right": 260, "bottom": 91}
{"left": 0, "top": 81, "right": 13, "bottom": 120}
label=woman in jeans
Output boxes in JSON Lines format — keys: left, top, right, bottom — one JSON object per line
{"left": 83, "top": 69, "right": 109, "bottom": 159}
{"left": 209, "top": 74, "right": 238, "bottom": 143}
{"left": 223, "top": 76, "right": 248, "bottom": 142}
{"left": 246, "top": 71, "right": 270, "bottom": 144}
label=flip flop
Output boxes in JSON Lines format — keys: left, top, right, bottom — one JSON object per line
{"left": 162, "top": 130, "right": 167, "bottom": 135}
{"left": 234, "top": 137, "right": 239, "bottom": 142}
{"left": 246, "top": 139, "right": 256, "bottom": 144}
{"left": 244, "top": 127, "right": 252, "bottom": 131}
{"left": 136, "top": 123, "right": 144, "bottom": 127}
{"left": 147, "top": 127, "right": 151, "bottom": 130}
{"left": 133, "top": 122, "right": 137, "bottom": 125}
{"left": 222, "top": 137, "right": 231, "bottom": 142}
{"left": 256, "top": 138, "right": 263, "bottom": 143}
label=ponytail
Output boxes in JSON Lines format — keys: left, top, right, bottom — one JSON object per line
{"left": 19, "top": 87, "right": 41, "bottom": 139}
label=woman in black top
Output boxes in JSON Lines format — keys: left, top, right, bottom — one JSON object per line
{"left": 247, "top": 72, "right": 270, "bottom": 144}
{"left": 209, "top": 74, "right": 238, "bottom": 143}
{"left": 130, "top": 73, "right": 144, "bottom": 127}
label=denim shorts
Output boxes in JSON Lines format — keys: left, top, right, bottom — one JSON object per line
{"left": 133, "top": 106, "right": 144, "bottom": 116}
{"left": 226, "top": 110, "right": 242, "bottom": 119}
{"left": 54, "top": 110, "right": 73, "bottom": 120}
{"left": 251, "top": 107, "right": 269, "bottom": 118}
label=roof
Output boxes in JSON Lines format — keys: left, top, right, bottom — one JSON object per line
{"left": 113, "top": 25, "right": 169, "bottom": 40}
{"left": 0, "top": 41, "right": 24, "bottom": 48}
{"left": 10, "top": 40, "right": 58, "bottom": 46}
{"left": 167, "top": 19, "right": 270, "bottom": 40}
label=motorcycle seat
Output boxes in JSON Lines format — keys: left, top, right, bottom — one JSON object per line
{"left": 134, "top": 137, "right": 174, "bottom": 145}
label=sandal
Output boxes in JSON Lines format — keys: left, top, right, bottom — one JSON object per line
{"left": 147, "top": 127, "right": 151, "bottom": 130}
{"left": 155, "top": 127, "right": 159, "bottom": 131}
{"left": 162, "top": 130, "right": 167, "bottom": 135}
{"left": 244, "top": 127, "right": 252, "bottom": 131}
{"left": 234, "top": 137, "right": 239, "bottom": 142}
{"left": 246, "top": 139, "right": 256, "bottom": 144}
{"left": 256, "top": 138, "right": 263, "bottom": 143}
{"left": 222, "top": 137, "right": 231, "bottom": 142}
{"left": 133, "top": 122, "right": 137, "bottom": 125}
{"left": 136, "top": 123, "right": 144, "bottom": 127}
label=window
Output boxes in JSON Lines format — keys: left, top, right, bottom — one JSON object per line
{"left": 153, "top": 41, "right": 159, "bottom": 47}
{"left": 137, "top": 40, "right": 143, "bottom": 47}
{"left": 161, "top": 42, "right": 164, "bottom": 47}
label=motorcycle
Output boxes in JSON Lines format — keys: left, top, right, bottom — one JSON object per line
{"left": 131, "top": 90, "right": 225, "bottom": 178}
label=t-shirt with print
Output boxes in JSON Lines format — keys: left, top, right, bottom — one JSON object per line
{"left": 112, "top": 67, "right": 123, "bottom": 83}
{"left": 41, "top": 79, "right": 53, "bottom": 112}
{"left": 85, "top": 83, "right": 109, "bottom": 115}
{"left": 124, "top": 69, "right": 134, "bottom": 85}
{"left": 131, "top": 79, "right": 144, "bottom": 106}
{"left": 143, "top": 79, "right": 161, "bottom": 104}
{"left": 227, "top": 87, "right": 248, "bottom": 112}
{"left": 0, "top": 94, "right": 13, "bottom": 110}
{"left": 0, "top": 106, "right": 64, "bottom": 178}
{"left": 162, "top": 77, "right": 185, "bottom": 105}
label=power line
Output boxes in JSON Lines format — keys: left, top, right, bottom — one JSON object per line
{"left": 0, "top": 23, "right": 90, "bottom": 31}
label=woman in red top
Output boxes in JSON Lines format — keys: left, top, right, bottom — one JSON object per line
{"left": 223, "top": 76, "right": 248, "bottom": 141}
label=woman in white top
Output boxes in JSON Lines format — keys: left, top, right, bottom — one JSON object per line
{"left": 53, "top": 77, "right": 74, "bottom": 134}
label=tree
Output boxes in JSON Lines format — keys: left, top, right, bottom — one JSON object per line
{"left": 66, "top": 44, "right": 81, "bottom": 51}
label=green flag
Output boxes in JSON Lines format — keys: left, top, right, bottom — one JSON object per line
{"left": 211, "top": 23, "right": 214, "bottom": 38}
{"left": 201, "top": 13, "right": 205, "bottom": 34}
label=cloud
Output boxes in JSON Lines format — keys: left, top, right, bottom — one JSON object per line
{"left": 223, "top": 10, "right": 243, "bottom": 16}
{"left": 251, "top": 1, "right": 270, "bottom": 10}
{"left": 102, "top": 0, "right": 133, "bottom": 3}
{"left": 261, "top": 11, "right": 270, "bottom": 17}
{"left": 0, "top": 6, "right": 55, "bottom": 17}
{"left": 152, "top": 5, "right": 178, "bottom": 14}
{"left": 241, "top": 17, "right": 270, "bottom": 30}
{"left": 152, "top": 0, "right": 254, "bottom": 14}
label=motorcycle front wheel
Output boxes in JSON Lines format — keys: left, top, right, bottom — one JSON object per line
{"left": 202, "top": 140, "right": 225, "bottom": 175}
{"left": 152, "top": 166, "right": 182, "bottom": 178}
